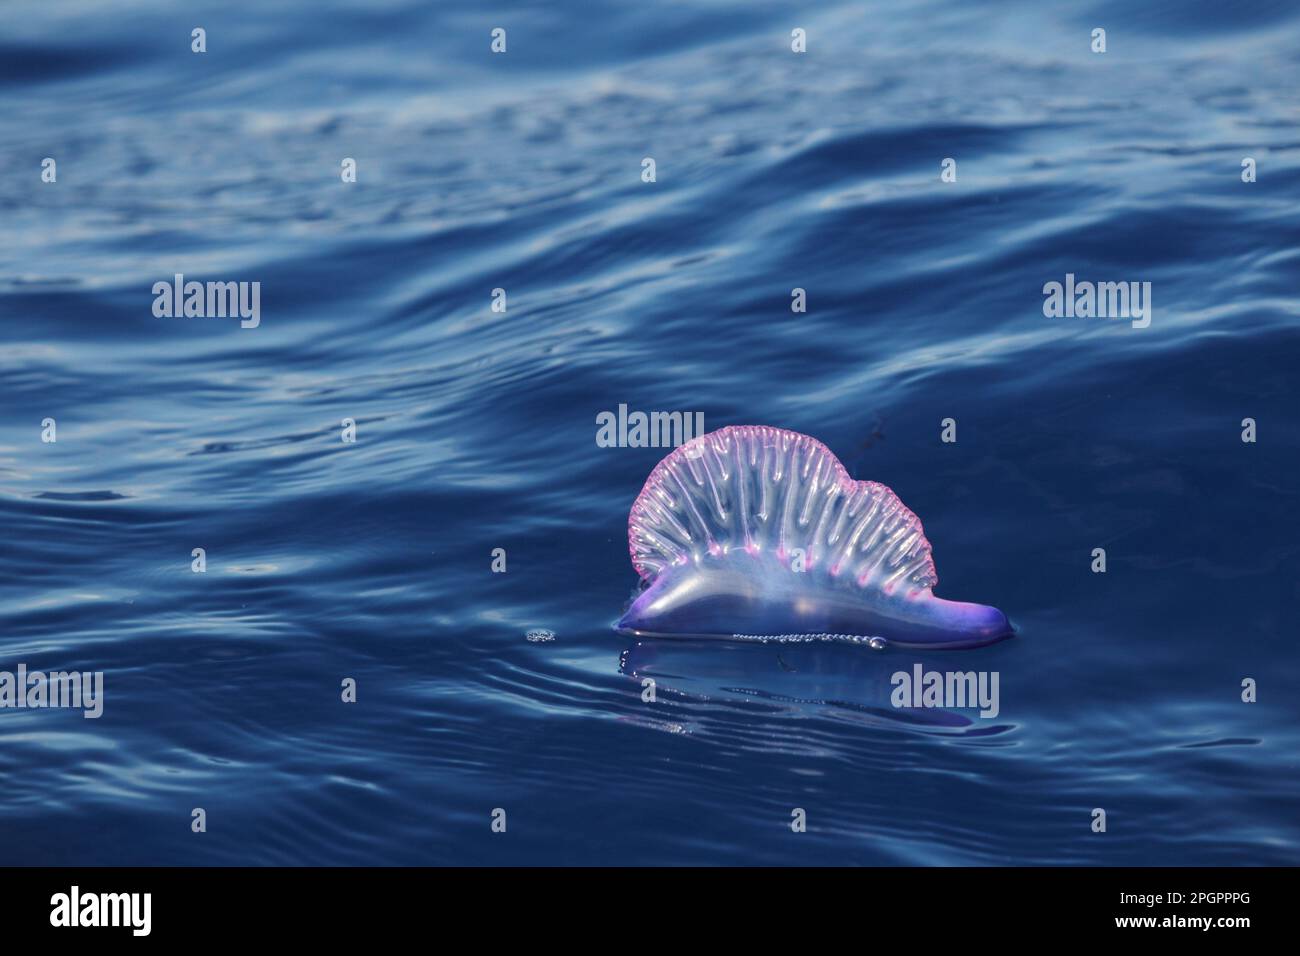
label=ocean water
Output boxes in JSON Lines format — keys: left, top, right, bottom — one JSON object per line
{"left": 1, "top": 0, "right": 1298, "bottom": 866}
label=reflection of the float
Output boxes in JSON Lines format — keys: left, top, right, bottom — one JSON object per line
{"left": 618, "top": 638, "right": 1014, "bottom": 735}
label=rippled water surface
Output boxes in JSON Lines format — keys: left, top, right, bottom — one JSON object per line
{"left": 2, "top": 0, "right": 1299, "bottom": 865}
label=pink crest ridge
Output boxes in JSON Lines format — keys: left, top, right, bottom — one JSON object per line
{"left": 626, "top": 425, "right": 938, "bottom": 593}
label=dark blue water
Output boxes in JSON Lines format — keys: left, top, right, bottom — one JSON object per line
{"left": 2, "top": 0, "right": 1298, "bottom": 865}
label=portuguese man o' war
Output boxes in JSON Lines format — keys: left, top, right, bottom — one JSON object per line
{"left": 616, "top": 425, "right": 1012, "bottom": 649}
